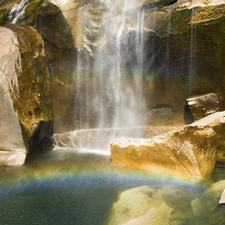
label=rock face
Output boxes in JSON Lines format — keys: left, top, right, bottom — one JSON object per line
{"left": 111, "top": 111, "right": 225, "bottom": 179}
{"left": 1, "top": 0, "right": 225, "bottom": 131}
{"left": 0, "top": 1, "right": 225, "bottom": 132}
{"left": 0, "top": 25, "right": 52, "bottom": 165}
{"left": 186, "top": 93, "right": 220, "bottom": 121}
{"left": 111, "top": 125, "right": 218, "bottom": 181}
{"left": 191, "top": 111, "right": 225, "bottom": 163}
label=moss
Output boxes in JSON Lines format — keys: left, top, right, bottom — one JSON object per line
{"left": 157, "top": 9, "right": 192, "bottom": 37}
{"left": 0, "top": 11, "right": 9, "bottom": 26}
{"left": 25, "top": 0, "right": 44, "bottom": 13}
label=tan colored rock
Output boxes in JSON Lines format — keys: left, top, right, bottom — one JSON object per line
{"left": 0, "top": 151, "right": 26, "bottom": 166}
{"left": 191, "top": 111, "right": 225, "bottom": 163}
{"left": 0, "top": 25, "right": 52, "bottom": 165}
{"left": 111, "top": 125, "right": 218, "bottom": 181}
{"left": 4, "top": 24, "right": 53, "bottom": 138}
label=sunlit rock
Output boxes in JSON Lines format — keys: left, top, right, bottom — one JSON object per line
{"left": 0, "top": 151, "right": 26, "bottom": 166}
{"left": 0, "top": 25, "right": 52, "bottom": 165}
{"left": 111, "top": 125, "right": 218, "bottom": 181}
{"left": 186, "top": 93, "right": 220, "bottom": 121}
{"left": 4, "top": 0, "right": 76, "bottom": 132}
{"left": 191, "top": 111, "right": 225, "bottom": 163}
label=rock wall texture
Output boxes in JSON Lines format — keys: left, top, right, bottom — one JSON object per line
{"left": 1, "top": 0, "right": 225, "bottom": 132}
{"left": 111, "top": 111, "right": 225, "bottom": 180}
{"left": 111, "top": 126, "right": 218, "bottom": 181}
{"left": 0, "top": 25, "right": 52, "bottom": 165}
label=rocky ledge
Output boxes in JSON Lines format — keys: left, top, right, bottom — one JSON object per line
{"left": 110, "top": 111, "right": 225, "bottom": 181}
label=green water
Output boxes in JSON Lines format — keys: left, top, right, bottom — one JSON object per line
{"left": 0, "top": 148, "right": 224, "bottom": 225}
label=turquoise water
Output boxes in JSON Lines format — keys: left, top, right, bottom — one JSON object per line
{"left": 0, "top": 149, "right": 224, "bottom": 225}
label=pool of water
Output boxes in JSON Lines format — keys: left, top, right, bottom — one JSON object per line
{"left": 0, "top": 148, "right": 224, "bottom": 225}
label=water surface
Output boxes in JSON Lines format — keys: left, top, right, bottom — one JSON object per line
{"left": 0, "top": 148, "right": 224, "bottom": 225}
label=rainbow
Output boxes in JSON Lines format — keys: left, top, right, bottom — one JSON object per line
{"left": 0, "top": 148, "right": 206, "bottom": 193}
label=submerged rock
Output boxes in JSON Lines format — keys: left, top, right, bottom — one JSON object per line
{"left": 108, "top": 182, "right": 225, "bottom": 225}
{"left": 107, "top": 186, "right": 173, "bottom": 225}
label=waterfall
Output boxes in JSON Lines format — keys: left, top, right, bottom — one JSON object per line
{"left": 75, "top": 0, "right": 146, "bottom": 130}
{"left": 189, "top": 8, "right": 197, "bottom": 95}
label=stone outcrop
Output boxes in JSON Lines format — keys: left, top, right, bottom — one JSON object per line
{"left": 2, "top": 0, "right": 225, "bottom": 131}
{"left": 1, "top": 0, "right": 76, "bottom": 132}
{"left": 0, "top": 25, "right": 52, "bottom": 165}
{"left": 191, "top": 111, "right": 225, "bottom": 163}
{"left": 1, "top": 0, "right": 225, "bottom": 131}
{"left": 111, "top": 125, "right": 218, "bottom": 181}
{"left": 111, "top": 111, "right": 225, "bottom": 180}
{"left": 54, "top": 126, "right": 178, "bottom": 150}
{"left": 186, "top": 93, "right": 220, "bottom": 121}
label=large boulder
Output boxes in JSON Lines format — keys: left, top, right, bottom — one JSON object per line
{"left": 186, "top": 93, "right": 220, "bottom": 121}
{"left": 0, "top": 25, "right": 52, "bottom": 165}
{"left": 111, "top": 125, "right": 218, "bottom": 181}
{"left": 111, "top": 111, "right": 225, "bottom": 180}
{"left": 191, "top": 111, "right": 225, "bottom": 163}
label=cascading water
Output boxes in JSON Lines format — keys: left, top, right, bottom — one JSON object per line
{"left": 74, "top": 0, "right": 146, "bottom": 131}
{"left": 189, "top": 8, "right": 197, "bottom": 95}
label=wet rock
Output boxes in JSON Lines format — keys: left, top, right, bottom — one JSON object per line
{"left": 111, "top": 125, "right": 218, "bottom": 181}
{"left": 5, "top": 0, "right": 77, "bottom": 132}
{"left": 190, "top": 180, "right": 225, "bottom": 224}
{"left": 26, "top": 120, "right": 55, "bottom": 162}
{"left": 0, "top": 25, "right": 52, "bottom": 165}
{"left": 143, "top": 106, "right": 175, "bottom": 125}
{"left": 108, "top": 182, "right": 225, "bottom": 225}
{"left": 190, "top": 111, "right": 225, "bottom": 163}
{"left": 186, "top": 93, "right": 220, "bottom": 121}
{"left": 107, "top": 186, "right": 173, "bottom": 225}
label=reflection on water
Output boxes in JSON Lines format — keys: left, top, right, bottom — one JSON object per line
{"left": 0, "top": 148, "right": 224, "bottom": 225}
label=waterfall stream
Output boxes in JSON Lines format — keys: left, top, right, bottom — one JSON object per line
{"left": 189, "top": 8, "right": 197, "bottom": 95}
{"left": 75, "top": 0, "right": 146, "bottom": 130}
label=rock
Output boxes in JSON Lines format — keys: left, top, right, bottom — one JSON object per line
{"left": 5, "top": 0, "right": 77, "bottom": 132}
{"left": 186, "top": 93, "right": 220, "bottom": 121}
{"left": 190, "top": 180, "right": 225, "bottom": 224}
{"left": 0, "top": 151, "right": 26, "bottom": 166}
{"left": 108, "top": 182, "right": 225, "bottom": 225}
{"left": 110, "top": 125, "right": 218, "bottom": 181}
{"left": 143, "top": 106, "right": 175, "bottom": 125}
{"left": 190, "top": 111, "right": 225, "bottom": 134}
{"left": 26, "top": 120, "right": 55, "bottom": 162}
{"left": 4, "top": 24, "right": 53, "bottom": 137}
{"left": 0, "top": 25, "right": 52, "bottom": 165}
{"left": 54, "top": 127, "right": 151, "bottom": 150}
{"left": 190, "top": 111, "right": 225, "bottom": 163}
{"left": 107, "top": 186, "right": 173, "bottom": 225}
